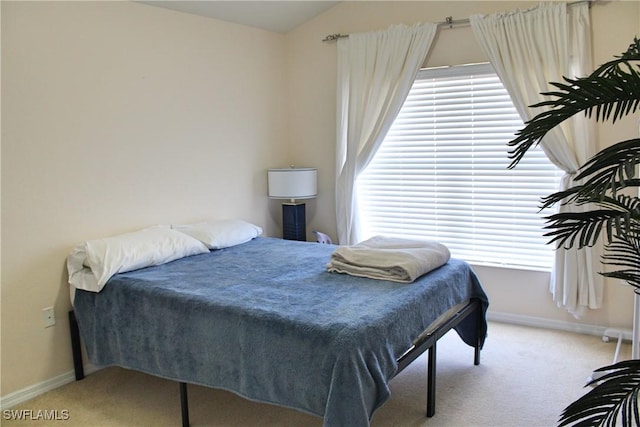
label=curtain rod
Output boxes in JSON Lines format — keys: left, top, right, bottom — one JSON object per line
{"left": 321, "top": 17, "right": 466, "bottom": 42}
{"left": 321, "top": 0, "right": 594, "bottom": 42}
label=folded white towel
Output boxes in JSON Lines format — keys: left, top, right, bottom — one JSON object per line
{"left": 327, "top": 236, "right": 450, "bottom": 283}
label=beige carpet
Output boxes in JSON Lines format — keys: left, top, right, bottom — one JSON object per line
{"left": 2, "top": 321, "right": 630, "bottom": 427}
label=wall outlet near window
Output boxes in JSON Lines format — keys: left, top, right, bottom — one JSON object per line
{"left": 42, "top": 306, "right": 55, "bottom": 328}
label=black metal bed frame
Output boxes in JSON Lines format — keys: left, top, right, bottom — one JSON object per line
{"left": 68, "top": 298, "right": 482, "bottom": 427}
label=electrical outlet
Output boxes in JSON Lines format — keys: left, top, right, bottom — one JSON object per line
{"left": 42, "top": 306, "right": 55, "bottom": 328}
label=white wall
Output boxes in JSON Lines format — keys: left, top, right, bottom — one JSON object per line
{"left": 285, "top": 1, "right": 639, "bottom": 332}
{"left": 1, "top": 1, "right": 288, "bottom": 396}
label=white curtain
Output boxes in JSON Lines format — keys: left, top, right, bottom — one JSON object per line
{"left": 335, "top": 23, "right": 437, "bottom": 245}
{"left": 470, "top": 2, "right": 603, "bottom": 317}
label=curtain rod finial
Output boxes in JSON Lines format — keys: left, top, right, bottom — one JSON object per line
{"left": 445, "top": 16, "right": 454, "bottom": 28}
{"left": 322, "top": 33, "right": 346, "bottom": 42}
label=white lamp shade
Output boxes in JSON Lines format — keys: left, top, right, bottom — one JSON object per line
{"left": 268, "top": 168, "right": 317, "bottom": 200}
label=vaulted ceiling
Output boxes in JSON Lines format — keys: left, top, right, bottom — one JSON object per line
{"left": 137, "top": 1, "right": 340, "bottom": 33}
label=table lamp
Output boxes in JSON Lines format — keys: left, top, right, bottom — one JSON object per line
{"left": 268, "top": 167, "right": 317, "bottom": 241}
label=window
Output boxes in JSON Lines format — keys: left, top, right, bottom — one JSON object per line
{"left": 356, "top": 63, "right": 563, "bottom": 270}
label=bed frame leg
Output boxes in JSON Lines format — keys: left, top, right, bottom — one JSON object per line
{"left": 426, "top": 341, "right": 437, "bottom": 417}
{"left": 68, "top": 311, "right": 85, "bottom": 381}
{"left": 180, "top": 382, "right": 190, "bottom": 427}
{"left": 474, "top": 300, "right": 482, "bottom": 366}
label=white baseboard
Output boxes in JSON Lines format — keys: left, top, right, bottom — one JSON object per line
{"left": 0, "top": 364, "right": 100, "bottom": 410}
{"left": 0, "top": 312, "right": 631, "bottom": 410}
{"left": 487, "top": 310, "right": 633, "bottom": 341}
{"left": 0, "top": 371, "right": 75, "bottom": 410}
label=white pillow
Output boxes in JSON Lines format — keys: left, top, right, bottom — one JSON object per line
{"left": 172, "top": 219, "right": 263, "bottom": 249}
{"left": 67, "top": 225, "right": 209, "bottom": 293}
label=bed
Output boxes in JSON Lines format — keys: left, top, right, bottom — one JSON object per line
{"left": 68, "top": 235, "right": 488, "bottom": 427}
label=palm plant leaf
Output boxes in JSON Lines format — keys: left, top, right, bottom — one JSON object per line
{"left": 598, "top": 195, "right": 640, "bottom": 239}
{"left": 603, "top": 239, "right": 640, "bottom": 269}
{"left": 508, "top": 38, "right": 640, "bottom": 169}
{"left": 539, "top": 179, "right": 640, "bottom": 211}
{"left": 601, "top": 271, "right": 640, "bottom": 290}
{"left": 575, "top": 138, "right": 640, "bottom": 193}
{"left": 601, "top": 234, "right": 640, "bottom": 289}
{"left": 536, "top": 137, "right": 640, "bottom": 209}
{"left": 540, "top": 175, "right": 640, "bottom": 211}
{"left": 543, "top": 194, "right": 640, "bottom": 249}
{"left": 558, "top": 359, "right": 640, "bottom": 427}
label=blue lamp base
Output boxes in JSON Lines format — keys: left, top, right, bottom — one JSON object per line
{"left": 282, "top": 203, "right": 306, "bottom": 241}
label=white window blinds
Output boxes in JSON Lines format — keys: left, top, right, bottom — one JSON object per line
{"left": 356, "top": 63, "right": 563, "bottom": 270}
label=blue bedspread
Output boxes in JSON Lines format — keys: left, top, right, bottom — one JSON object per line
{"left": 73, "top": 237, "right": 488, "bottom": 426}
